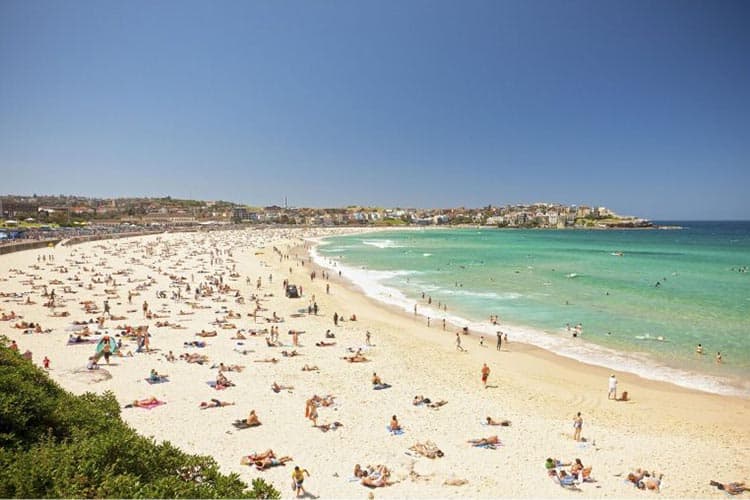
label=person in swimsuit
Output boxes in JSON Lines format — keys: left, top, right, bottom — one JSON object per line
{"left": 573, "top": 412, "right": 583, "bottom": 441}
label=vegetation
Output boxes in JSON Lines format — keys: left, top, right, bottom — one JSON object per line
{"left": 0, "top": 341, "right": 279, "bottom": 499}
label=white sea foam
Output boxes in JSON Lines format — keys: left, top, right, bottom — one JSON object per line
{"left": 362, "top": 239, "right": 403, "bottom": 249}
{"left": 310, "top": 241, "right": 749, "bottom": 398}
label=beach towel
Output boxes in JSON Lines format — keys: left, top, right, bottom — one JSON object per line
{"left": 207, "top": 381, "right": 228, "bottom": 390}
{"left": 387, "top": 426, "right": 404, "bottom": 436}
{"left": 373, "top": 383, "right": 392, "bottom": 390}
{"left": 145, "top": 376, "right": 169, "bottom": 384}
{"left": 232, "top": 420, "right": 258, "bottom": 430}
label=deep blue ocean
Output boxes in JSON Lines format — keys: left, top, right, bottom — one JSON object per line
{"left": 314, "top": 222, "right": 750, "bottom": 397}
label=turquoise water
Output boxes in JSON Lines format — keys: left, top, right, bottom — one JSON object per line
{"left": 314, "top": 223, "right": 750, "bottom": 397}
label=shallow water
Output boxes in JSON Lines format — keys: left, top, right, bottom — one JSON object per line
{"left": 314, "top": 222, "right": 750, "bottom": 397}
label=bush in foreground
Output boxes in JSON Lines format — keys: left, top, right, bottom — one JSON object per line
{"left": 0, "top": 342, "right": 279, "bottom": 498}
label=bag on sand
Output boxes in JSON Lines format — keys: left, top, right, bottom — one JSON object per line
{"left": 291, "top": 480, "right": 297, "bottom": 491}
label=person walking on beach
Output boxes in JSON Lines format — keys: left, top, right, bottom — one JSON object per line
{"left": 291, "top": 465, "right": 310, "bottom": 498}
{"left": 142, "top": 300, "right": 148, "bottom": 318}
{"left": 497, "top": 331, "right": 502, "bottom": 350}
{"left": 608, "top": 374, "right": 618, "bottom": 400}
{"left": 456, "top": 333, "right": 465, "bottom": 352}
{"left": 573, "top": 412, "right": 583, "bottom": 441}
{"left": 333, "top": 312, "right": 338, "bottom": 326}
{"left": 481, "top": 363, "right": 490, "bottom": 388}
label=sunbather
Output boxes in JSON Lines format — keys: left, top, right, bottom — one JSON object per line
{"left": 254, "top": 357, "right": 279, "bottom": 363}
{"left": 486, "top": 416, "right": 511, "bottom": 426}
{"left": 302, "top": 364, "right": 319, "bottom": 371}
{"left": 409, "top": 440, "right": 444, "bottom": 458}
{"left": 148, "top": 368, "right": 167, "bottom": 382}
{"left": 318, "top": 421, "right": 343, "bottom": 432}
{"left": 245, "top": 410, "right": 261, "bottom": 426}
{"left": 199, "top": 399, "right": 234, "bottom": 409}
{"left": 343, "top": 352, "right": 368, "bottom": 362}
{"left": 710, "top": 481, "right": 750, "bottom": 495}
{"left": 240, "top": 449, "right": 275, "bottom": 465}
{"left": 570, "top": 458, "right": 593, "bottom": 482}
{"left": 126, "top": 396, "right": 163, "bottom": 408}
{"left": 468, "top": 435, "right": 500, "bottom": 447}
{"left": 272, "top": 381, "right": 294, "bottom": 393}
{"left": 389, "top": 415, "right": 401, "bottom": 432}
{"left": 254, "top": 455, "right": 292, "bottom": 471}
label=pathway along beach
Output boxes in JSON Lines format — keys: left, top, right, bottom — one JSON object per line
{"left": 1, "top": 228, "right": 748, "bottom": 498}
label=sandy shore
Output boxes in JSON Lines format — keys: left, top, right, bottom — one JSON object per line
{"left": 1, "top": 228, "right": 748, "bottom": 498}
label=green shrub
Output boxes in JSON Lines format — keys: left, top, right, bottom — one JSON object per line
{"left": 0, "top": 344, "right": 279, "bottom": 498}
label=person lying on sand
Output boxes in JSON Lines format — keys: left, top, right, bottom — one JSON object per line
{"left": 281, "top": 350, "right": 299, "bottom": 357}
{"left": 254, "top": 455, "right": 292, "bottom": 471}
{"left": 125, "top": 396, "right": 163, "bottom": 408}
{"left": 468, "top": 436, "right": 500, "bottom": 446}
{"left": 254, "top": 357, "right": 279, "bottom": 363}
{"left": 357, "top": 464, "right": 394, "bottom": 488}
{"left": 710, "top": 481, "right": 750, "bottom": 495}
{"left": 301, "top": 364, "right": 319, "bottom": 371}
{"left": 409, "top": 441, "right": 444, "bottom": 458}
{"left": 318, "top": 421, "right": 343, "bottom": 432}
{"left": 232, "top": 331, "right": 246, "bottom": 340}
{"left": 315, "top": 340, "right": 336, "bottom": 347}
{"left": 626, "top": 469, "right": 661, "bottom": 490}
{"left": 486, "top": 416, "right": 511, "bottom": 426}
{"left": 362, "top": 476, "right": 392, "bottom": 488}
{"left": 196, "top": 330, "right": 217, "bottom": 337}
{"left": 240, "top": 449, "right": 276, "bottom": 465}
{"left": 271, "top": 382, "right": 294, "bottom": 393}
{"left": 343, "top": 350, "right": 368, "bottom": 362}
{"left": 180, "top": 353, "right": 209, "bottom": 364}
{"left": 199, "top": 399, "right": 234, "bottom": 409}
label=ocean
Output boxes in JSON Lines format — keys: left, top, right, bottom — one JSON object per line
{"left": 312, "top": 222, "right": 750, "bottom": 397}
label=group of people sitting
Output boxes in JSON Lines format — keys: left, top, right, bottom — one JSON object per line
{"left": 354, "top": 464, "right": 393, "bottom": 488}
{"left": 626, "top": 469, "right": 662, "bottom": 491}
{"left": 545, "top": 458, "right": 594, "bottom": 487}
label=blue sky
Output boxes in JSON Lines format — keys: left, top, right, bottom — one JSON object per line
{"left": 1, "top": 0, "right": 748, "bottom": 219}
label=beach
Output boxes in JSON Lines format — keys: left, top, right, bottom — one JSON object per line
{"left": 1, "top": 228, "right": 748, "bottom": 498}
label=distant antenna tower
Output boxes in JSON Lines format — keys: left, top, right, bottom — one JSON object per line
{"left": 284, "top": 196, "right": 288, "bottom": 209}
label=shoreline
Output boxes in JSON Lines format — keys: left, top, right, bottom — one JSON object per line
{"left": 2, "top": 228, "right": 748, "bottom": 498}
{"left": 308, "top": 233, "right": 749, "bottom": 399}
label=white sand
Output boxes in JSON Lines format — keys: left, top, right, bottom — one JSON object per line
{"left": 1, "top": 228, "right": 748, "bottom": 498}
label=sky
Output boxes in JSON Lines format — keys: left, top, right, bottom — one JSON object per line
{"left": 1, "top": 0, "right": 749, "bottom": 219}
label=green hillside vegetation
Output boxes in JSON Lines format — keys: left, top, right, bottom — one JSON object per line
{"left": 0, "top": 341, "right": 279, "bottom": 499}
